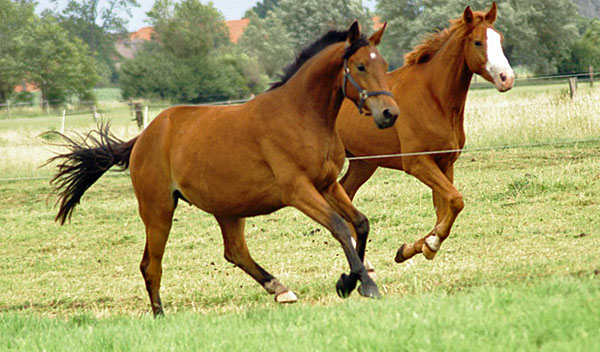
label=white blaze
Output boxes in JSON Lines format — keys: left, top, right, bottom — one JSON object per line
{"left": 485, "top": 28, "right": 513, "bottom": 79}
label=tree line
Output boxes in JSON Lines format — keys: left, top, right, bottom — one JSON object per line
{"left": 1, "top": 0, "right": 599, "bottom": 106}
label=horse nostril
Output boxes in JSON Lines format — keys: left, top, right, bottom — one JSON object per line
{"left": 500, "top": 72, "right": 507, "bottom": 82}
{"left": 383, "top": 108, "right": 397, "bottom": 121}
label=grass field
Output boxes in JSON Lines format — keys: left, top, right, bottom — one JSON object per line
{"left": 1, "top": 84, "right": 599, "bottom": 350}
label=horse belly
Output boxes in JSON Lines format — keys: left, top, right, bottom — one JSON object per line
{"left": 181, "top": 180, "right": 285, "bottom": 217}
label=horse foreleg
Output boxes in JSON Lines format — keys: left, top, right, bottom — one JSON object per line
{"left": 215, "top": 216, "right": 297, "bottom": 303}
{"left": 396, "top": 160, "right": 463, "bottom": 263}
{"left": 339, "top": 160, "right": 378, "bottom": 274}
{"left": 286, "top": 180, "right": 380, "bottom": 299}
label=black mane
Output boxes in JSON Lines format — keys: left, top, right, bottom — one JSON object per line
{"left": 268, "top": 29, "right": 369, "bottom": 91}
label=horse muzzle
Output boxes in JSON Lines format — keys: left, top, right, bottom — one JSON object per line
{"left": 493, "top": 69, "right": 515, "bottom": 92}
{"left": 367, "top": 98, "right": 400, "bottom": 129}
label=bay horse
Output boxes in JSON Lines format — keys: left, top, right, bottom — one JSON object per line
{"left": 337, "top": 3, "right": 514, "bottom": 266}
{"left": 47, "top": 22, "right": 400, "bottom": 316}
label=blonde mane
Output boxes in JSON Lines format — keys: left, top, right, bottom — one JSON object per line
{"left": 403, "top": 12, "right": 487, "bottom": 66}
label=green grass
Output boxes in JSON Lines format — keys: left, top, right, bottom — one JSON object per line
{"left": 1, "top": 85, "right": 599, "bottom": 350}
{"left": 1, "top": 276, "right": 598, "bottom": 351}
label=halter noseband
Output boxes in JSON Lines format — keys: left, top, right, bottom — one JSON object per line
{"left": 342, "top": 58, "right": 394, "bottom": 114}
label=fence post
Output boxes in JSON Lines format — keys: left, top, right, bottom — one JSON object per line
{"left": 45, "top": 101, "right": 50, "bottom": 115}
{"left": 60, "top": 110, "right": 66, "bottom": 134}
{"left": 134, "top": 103, "right": 143, "bottom": 128}
{"left": 143, "top": 106, "right": 149, "bottom": 129}
{"left": 6, "top": 100, "right": 10, "bottom": 119}
{"left": 590, "top": 65, "right": 594, "bottom": 88}
{"left": 569, "top": 77, "right": 577, "bottom": 99}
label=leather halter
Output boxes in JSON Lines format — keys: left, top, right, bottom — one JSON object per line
{"left": 342, "top": 58, "right": 394, "bottom": 114}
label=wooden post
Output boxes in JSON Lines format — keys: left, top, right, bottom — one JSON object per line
{"left": 590, "top": 65, "right": 594, "bottom": 88}
{"left": 129, "top": 98, "right": 133, "bottom": 116}
{"left": 133, "top": 103, "right": 143, "bottom": 128}
{"left": 143, "top": 106, "right": 149, "bottom": 128}
{"left": 60, "top": 110, "right": 66, "bottom": 134}
{"left": 45, "top": 101, "right": 50, "bottom": 115}
{"left": 93, "top": 105, "right": 99, "bottom": 121}
{"left": 569, "top": 77, "right": 577, "bottom": 99}
{"left": 6, "top": 100, "right": 10, "bottom": 119}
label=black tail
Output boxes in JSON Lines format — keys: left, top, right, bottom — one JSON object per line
{"left": 45, "top": 123, "right": 138, "bottom": 225}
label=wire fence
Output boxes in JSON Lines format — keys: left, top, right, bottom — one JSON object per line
{"left": 1, "top": 138, "right": 598, "bottom": 184}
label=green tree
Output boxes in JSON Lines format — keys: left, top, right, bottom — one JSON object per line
{"left": 120, "top": 0, "right": 265, "bottom": 103}
{"left": 559, "top": 19, "right": 600, "bottom": 73}
{"left": 51, "top": 0, "right": 140, "bottom": 84}
{"left": 24, "top": 14, "right": 100, "bottom": 104}
{"left": 147, "top": 0, "right": 229, "bottom": 58}
{"left": 274, "top": 0, "right": 373, "bottom": 50}
{"left": 0, "top": 0, "right": 35, "bottom": 104}
{"left": 238, "top": 11, "right": 294, "bottom": 78}
{"left": 376, "top": 0, "right": 578, "bottom": 74}
{"left": 245, "top": 0, "right": 280, "bottom": 18}
{"left": 239, "top": 0, "right": 372, "bottom": 80}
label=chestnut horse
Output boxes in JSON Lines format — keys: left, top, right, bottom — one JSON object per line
{"left": 47, "top": 22, "right": 400, "bottom": 315}
{"left": 337, "top": 3, "right": 514, "bottom": 265}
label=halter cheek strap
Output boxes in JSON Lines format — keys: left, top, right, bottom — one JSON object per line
{"left": 342, "top": 59, "right": 394, "bottom": 114}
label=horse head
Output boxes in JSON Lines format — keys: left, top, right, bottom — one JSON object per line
{"left": 463, "top": 2, "right": 514, "bottom": 92}
{"left": 342, "top": 21, "right": 400, "bottom": 129}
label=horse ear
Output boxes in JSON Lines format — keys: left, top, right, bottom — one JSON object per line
{"left": 347, "top": 21, "right": 361, "bottom": 44}
{"left": 485, "top": 2, "right": 498, "bottom": 24}
{"left": 463, "top": 6, "right": 474, "bottom": 24}
{"left": 369, "top": 22, "right": 387, "bottom": 46}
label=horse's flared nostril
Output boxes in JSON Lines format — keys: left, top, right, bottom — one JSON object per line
{"left": 500, "top": 72, "right": 507, "bottom": 82}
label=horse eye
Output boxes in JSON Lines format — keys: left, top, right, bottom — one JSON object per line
{"left": 474, "top": 41, "right": 483, "bottom": 47}
{"left": 357, "top": 64, "right": 366, "bottom": 72}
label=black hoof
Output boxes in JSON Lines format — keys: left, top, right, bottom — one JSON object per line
{"left": 336, "top": 273, "right": 358, "bottom": 298}
{"left": 394, "top": 244, "right": 407, "bottom": 263}
{"left": 358, "top": 282, "right": 381, "bottom": 299}
{"left": 153, "top": 307, "right": 164, "bottom": 318}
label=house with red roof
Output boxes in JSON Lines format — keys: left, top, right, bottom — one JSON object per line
{"left": 115, "top": 19, "right": 250, "bottom": 60}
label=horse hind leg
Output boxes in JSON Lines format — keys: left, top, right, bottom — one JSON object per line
{"left": 138, "top": 194, "right": 176, "bottom": 316}
{"left": 215, "top": 216, "right": 297, "bottom": 303}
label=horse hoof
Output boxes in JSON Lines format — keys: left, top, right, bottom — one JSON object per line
{"left": 358, "top": 283, "right": 381, "bottom": 299}
{"left": 394, "top": 244, "right": 407, "bottom": 263}
{"left": 275, "top": 290, "right": 298, "bottom": 303}
{"left": 421, "top": 242, "right": 437, "bottom": 260}
{"left": 336, "top": 273, "right": 357, "bottom": 298}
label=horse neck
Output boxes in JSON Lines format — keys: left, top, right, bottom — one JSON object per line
{"left": 423, "top": 33, "right": 473, "bottom": 114}
{"left": 283, "top": 44, "right": 346, "bottom": 130}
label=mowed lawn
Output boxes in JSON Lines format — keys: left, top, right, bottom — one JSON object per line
{"left": 1, "top": 84, "right": 599, "bottom": 350}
